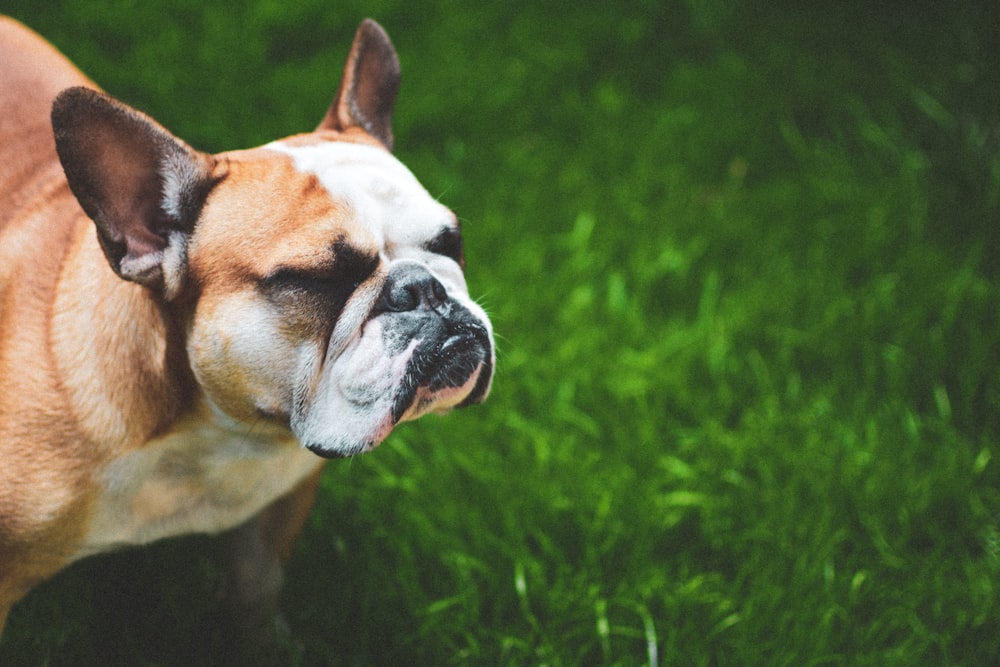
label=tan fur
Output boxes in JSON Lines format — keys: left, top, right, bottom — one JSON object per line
{"left": 0, "top": 17, "right": 338, "bottom": 630}
{"left": 0, "top": 16, "right": 193, "bottom": 623}
{"left": 0, "top": 15, "right": 493, "bottom": 638}
{"left": 188, "top": 151, "right": 367, "bottom": 289}
{"left": 0, "top": 17, "right": 102, "bottom": 617}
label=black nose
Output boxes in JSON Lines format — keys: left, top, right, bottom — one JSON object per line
{"left": 376, "top": 263, "right": 448, "bottom": 313}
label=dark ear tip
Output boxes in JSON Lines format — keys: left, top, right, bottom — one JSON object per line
{"left": 356, "top": 18, "right": 399, "bottom": 72}
{"left": 52, "top": 86, "right": 103, "bottom": 109}
{"left": 54, "top": 85, "right": 97, "bottom": 98}
{"left": 359, "top": 18, "right": 385, "bottom": 36}
{"left": 52, "top": 86, "right": 90, "bottom": 121}
{"left": 51, "top": 87, "right": 116, "bottom": 133}
{"left": 358, "top": 19, "right": 393, "bottom": 46}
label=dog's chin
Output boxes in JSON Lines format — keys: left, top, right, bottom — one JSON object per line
{"left": 297, "top": 336, "right": 492, "bottom": 460}
{"left": 300, "top": 378, "right": 485, "bottom": 460}
{"left": 304, "top": 438, "right": 377, "bottom": 460}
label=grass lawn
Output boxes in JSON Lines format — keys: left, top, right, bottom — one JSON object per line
{"left": 2, "top": 0, "right": 999, "bottom": 664}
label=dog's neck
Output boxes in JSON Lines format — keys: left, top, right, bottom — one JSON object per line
{"left": 48, "top": 213, "right": 195, "bottom": 454}
{"left": 76, "top": 393, "right": 313, "bottom": 560}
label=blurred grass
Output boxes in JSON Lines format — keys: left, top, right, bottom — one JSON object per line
{"left": 2, "top": 0, "right": 999, "bottom": 664}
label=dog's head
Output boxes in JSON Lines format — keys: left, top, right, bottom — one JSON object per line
{"left": 51, "top": 20, "right": 493, "bottom": 457}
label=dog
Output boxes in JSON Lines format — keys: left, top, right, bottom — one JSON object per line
{"left": 0, "top": 15, "right": 493, "bottom": 638}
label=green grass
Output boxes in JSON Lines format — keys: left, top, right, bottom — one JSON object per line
{"left": 2, "top": 1, "right": 999, "bottom": 664}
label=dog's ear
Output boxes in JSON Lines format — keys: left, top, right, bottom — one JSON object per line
{"left": 319, "top": 19, "right": 400, "bottom": 150}
{"left": 52, "top": 87, "right": 216, "bottom": 299}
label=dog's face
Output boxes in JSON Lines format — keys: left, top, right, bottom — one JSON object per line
{"left": 185, "top": 138, "right": 493, "bottom": 457}
{"left": 51, "top": 20, "right": 493, "bottom": 458}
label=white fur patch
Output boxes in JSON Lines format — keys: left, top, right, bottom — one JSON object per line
{"left": 292, "top": 319, "right": 418, "bottom": 453}
{"left": 118, "top": 249, "right": 164, "bottom": 283}
{"left": 78, "top": 401, "right": 322, "bottom": 559}
{"left": 160, "top": 230, "right": 187, "bottom": 300}
{"left": 266, "top": 141, "right": 453, "bottom": 255}
{"left": 159, "top": 151, "right": 200, "bottom": 221}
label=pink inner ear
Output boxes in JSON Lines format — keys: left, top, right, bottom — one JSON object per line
{"left": 52, "top": 86, "right": 213, "bottom": 292}
{"left": 347, "top": 37, "right": 398, "bottom": 140}
{"left": 101, "top": 145, "right": 169, "bottom": 241}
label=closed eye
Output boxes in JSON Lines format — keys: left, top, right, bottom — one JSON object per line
{"left": 425, "top": 226, "right": 465, "bottom": 267}
{"left": 262, "top": 242, "right": 379, "bottom": 296}
{"left": 263, "top": 268, "right": 335, "bottom": 292}
{"left": 260, "top": 243, "right": 379, "bottom": 328}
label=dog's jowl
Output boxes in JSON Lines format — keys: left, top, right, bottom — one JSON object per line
{"left": 0, "top": 16, "right": 493, "bottom": 636}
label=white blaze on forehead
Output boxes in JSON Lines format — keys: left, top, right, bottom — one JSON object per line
{"left": 266, "top": 141, "right": 454, "bottom": 251}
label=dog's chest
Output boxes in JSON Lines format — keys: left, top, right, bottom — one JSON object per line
{"left": 77, "top": 416, "right": 322, "bottom": 560}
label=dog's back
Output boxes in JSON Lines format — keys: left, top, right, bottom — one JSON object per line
{"left": 0, "top": 17, "right": 94, "bottom": 229}
{"left": 0, "top": 18, "right": 101, "bottom": 625}
{"left": 0, "top": 16, "right": 99, "bottom": 305}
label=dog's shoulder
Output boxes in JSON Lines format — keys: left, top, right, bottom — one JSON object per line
{"left": 0, "top": 16, "right": 96, "bottom": 109}
{"left": 0, "top": 17, "right": 96, "bottom": 223}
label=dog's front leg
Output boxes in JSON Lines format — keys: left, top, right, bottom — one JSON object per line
{"left": 222, "top": 465, "right": 324, "bottom": 647}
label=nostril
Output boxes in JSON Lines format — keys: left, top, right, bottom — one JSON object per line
{"left": 377, "top": 265, "right": 448, "bottom": 313}
{"left": 430, "top": 279, "right": 448, "bottom": 305}
{"left": 383, "top": 283, "right": 416, "bottom": 312}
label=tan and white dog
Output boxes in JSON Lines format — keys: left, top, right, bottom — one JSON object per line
{"left": 0, "top": 16, "right": 493, "bottom": 636}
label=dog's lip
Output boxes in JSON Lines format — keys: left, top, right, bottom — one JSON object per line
{"left": 389, "top": 330, "right": 490, "bottom": 423}
{"left": 427, "top": 331, "right": 489, "bottom": 387}
{"left": 438, "top": 331, "right": 478, "bottom": 357}
{"left": 305, "top": 441, "right": 372, "bottom": 459}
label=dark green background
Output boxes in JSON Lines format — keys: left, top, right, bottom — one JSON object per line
{"left": 1, "top": 1, "right": 999, "bottom": 664}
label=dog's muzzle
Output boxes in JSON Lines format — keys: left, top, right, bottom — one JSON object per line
{"left": 374, "top": 262, "right": 493, "bottom": 422}
{"left": 299, "top": 261, "right": 493, "bottom": 459}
